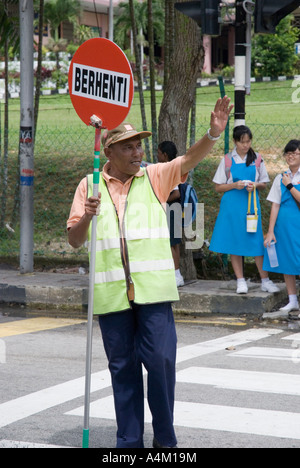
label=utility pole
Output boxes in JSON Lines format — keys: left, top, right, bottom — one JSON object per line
{"left": 109, "top": 0, "right": 114, "bottom": 41}
{"left": 244, "top": 2, "right": 254, "bottom": 96}
{"left": 234, "top": 0, "right": 247, "bottom": 127}
{"left": 19, "top": 0, "right": 34, "bottom": 273}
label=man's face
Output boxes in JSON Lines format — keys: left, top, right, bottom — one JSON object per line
{"left": 105, "top": 136, "right": 144, "bottom": 182}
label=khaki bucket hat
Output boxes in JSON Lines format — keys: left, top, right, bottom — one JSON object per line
{"left": 101, "top": 123, "right": 152, "bottom": 148}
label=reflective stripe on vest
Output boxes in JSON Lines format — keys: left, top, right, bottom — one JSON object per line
{"left": 87, "top": 169, "right": 179, "bottom": 315}
{"left": 88, "top": 227, "right": 171, "bottom": 253}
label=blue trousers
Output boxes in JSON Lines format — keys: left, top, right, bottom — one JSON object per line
{"left": 98, "top": 301, "right": 177, "bottom": 448}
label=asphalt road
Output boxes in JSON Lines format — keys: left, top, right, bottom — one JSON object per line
{"left": 1, "top": 307, "right": 300, "bottom": 450}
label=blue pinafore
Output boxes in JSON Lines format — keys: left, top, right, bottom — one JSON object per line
{"left": 210, "top": 158, "right": 264, "bottom": 256}
{"left": 263, "top": 180, "right": 300, "bottom": 275}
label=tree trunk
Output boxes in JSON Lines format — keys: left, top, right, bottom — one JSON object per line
{"left": 159, "top": 5, "right": 204, "bottom": 154}
{"left": 34, "top": 0, "right": 45, "bottom": 138}
{"left": 158, "top": 2, "right": 205, "bottom": 280}
{"left": 148, "top": 0, "right": 158, "bottom": 162}
{"left": 1, "top": 33, "right": 9, "bottom": 230}
{"left": 164, "top": 0, "right": 175, "bottom": 89}
{"left": 128, "top": 0, "right": 151, "bottom": 162}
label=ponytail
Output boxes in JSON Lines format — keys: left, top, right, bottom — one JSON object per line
{"left": 246, "top": 148, "right": 257, "bottom": 167}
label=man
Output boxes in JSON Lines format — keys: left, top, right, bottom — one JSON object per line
{"left": 67, "top": 97, "right": 233, "bottom": 448}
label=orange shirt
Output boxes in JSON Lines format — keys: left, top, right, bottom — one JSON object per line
{"left": 67, "top": 156, "right": 188, "bottom": 229}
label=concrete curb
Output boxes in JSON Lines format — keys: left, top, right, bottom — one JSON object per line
{"left": 0, "top": 269, "right": 290, "bottom": 319}
{"left": 173, "top": 280, "right": 287, "bottom": 317}
{"left": 0, "top": 270, "right": 88, "bottom": 318}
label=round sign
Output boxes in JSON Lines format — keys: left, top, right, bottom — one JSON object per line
{"left": 68, "top": 38, "right": 134, "bottom": 129}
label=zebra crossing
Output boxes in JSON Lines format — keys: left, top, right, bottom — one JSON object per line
{"left": 1, "top": 324, "right": 300, "bottom": 446}
{"left": 66, "top": 328, "right": 300, "bottom": 443}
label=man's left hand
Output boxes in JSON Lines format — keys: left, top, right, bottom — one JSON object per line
{"left": 210, "top": 96, "right": 233, "bottom": 138}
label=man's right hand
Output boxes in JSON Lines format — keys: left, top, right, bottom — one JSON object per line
{"left": 85, "top": 194, "right": 101, "bottom": 219}
{"left": 68, "top": 193, "right": 101, "bottom": 248}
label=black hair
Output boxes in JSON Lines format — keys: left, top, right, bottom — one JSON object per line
{"left": 233, "top": 125, "right": 257, "bottom": 167}
{"left": 158, "top": 141, "right": 178, "bottom": 161}
{"left": 283, "top": 139, "right": 300, "bottom": 154}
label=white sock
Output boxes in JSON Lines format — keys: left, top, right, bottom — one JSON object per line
{"left": 289, "top": 294, "right": 298, "bottom": 305}
{"left": 237, "top": 278, "right": 246, "bottom": 284}
{"left": 261, "top": 277, "right": 269, "bottom": 284}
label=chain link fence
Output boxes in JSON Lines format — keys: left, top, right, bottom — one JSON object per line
{"left": 0, "top": 110, "right": 299, "bottom": 270}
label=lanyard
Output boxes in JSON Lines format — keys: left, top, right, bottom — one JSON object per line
{"left": 248, "top": 185, "right": 257, "bottom": 216}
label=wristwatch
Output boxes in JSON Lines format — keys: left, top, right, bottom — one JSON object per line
{"left": 207, "top": 128, "right": 221, "bottom": 141}
{"left": 286, "top": 183, "right": 293, "bottom": 191}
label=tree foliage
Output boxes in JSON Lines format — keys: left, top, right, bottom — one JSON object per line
{"left": 252, "top": 16, "right": 299, "bottom": 77}
{"left": 114, "top": 0, "right": 164, "bottom": 52}
{"left": 0, "top": 0, "right": 19, "bottom": 55}
{"left": 0, "top": 0, "right": 19, "bottom": 230}
{"left": 43, "top": 0, "right": 81, "bottom": 41}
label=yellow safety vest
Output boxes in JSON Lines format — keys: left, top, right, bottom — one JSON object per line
{"left": 87, "top": 169, "right": 179, "bottom": 315}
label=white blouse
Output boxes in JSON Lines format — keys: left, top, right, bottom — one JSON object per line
{"left": 213, "top": 147, "right": 270, "bottom": 185}
{"left": 267, "top": 168, "right": 300, "bottom": 205}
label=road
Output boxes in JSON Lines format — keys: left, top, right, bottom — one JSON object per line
{"left": 1, "top": 308, "right": 300, "bottom": 449}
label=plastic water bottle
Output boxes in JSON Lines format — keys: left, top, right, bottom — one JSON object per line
{"left": 267, "top": 241, "right": 279, "bottom": 268}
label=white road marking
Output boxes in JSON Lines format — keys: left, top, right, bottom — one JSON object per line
{"left": 0, "top": 439, "right": 72, "bottom": 448}
{"left": 66, "top": 394, "right": 300, "bottom": 440}
{"left": 0, "top": 369, "right": 111, "bottom": 429}
{"left": 176, "top": 328, "right": 281, "bottom": 363}
{"left": 0, "top": 328, "right": 283, "bottom": 429}
{"left": 282, "top": 332, "right": 300, "bottom": 342}
{"left": 230, "top": 346, "right": 299, "bottom": 361}
{"left": 176, "top": 366, "right": 300, "bottom": 396}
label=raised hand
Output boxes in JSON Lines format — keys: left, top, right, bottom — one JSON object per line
{"left": 210, "top": 96, "right": 233, "bottom": 137}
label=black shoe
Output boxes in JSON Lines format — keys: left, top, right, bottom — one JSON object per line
{"left": 152, "top": 437, "right": 177, "bottom": 448}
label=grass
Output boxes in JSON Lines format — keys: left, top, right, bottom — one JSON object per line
{"left": 5, "top": 78, "right": 300, "bottom": 127}
{"left": 0, "top": 79, "right": 299, "bottom": 267}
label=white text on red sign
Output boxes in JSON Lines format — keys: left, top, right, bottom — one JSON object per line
{"left": 72, "top": 63, "right": 131, "bottom": 108}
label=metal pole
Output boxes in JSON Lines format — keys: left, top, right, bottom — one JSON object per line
{"left": 218, "top": 75, "right": 230, "bottom": 270}
{"left": 234, "top": 0, "right": 247, "bottom": 127}
{"left": 19, "top": 0, "right": 34, "bottom": 274}
{"left": 245, "top": 9, "right": 252, "bottom": 96}
{"left": 109, "top": 0, "right": 114, "bottom": 41}
{"left": 218, "top": 76, "right": 230, "bottom": 154}
{"left": 82, "top": 116, "right": 102, "bottom": 449}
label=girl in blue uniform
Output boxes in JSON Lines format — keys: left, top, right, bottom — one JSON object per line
{"left": 210, "top": 125, "right": 279, "bottom": 294}
{"left": 263, "top": 140, "right": 300, "bottom": 313}
{"left": 157, "top": 141, "right": 184, "bottom": 287}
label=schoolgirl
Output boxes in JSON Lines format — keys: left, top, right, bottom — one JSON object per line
{"left": 209, "top": 125, "right": 279, "bottom": 294}
{"left": 157, "top": 141, "right": 184, "bottom": 287}
{"left": 263, "top": 140, "right": 300, "bottom": 313}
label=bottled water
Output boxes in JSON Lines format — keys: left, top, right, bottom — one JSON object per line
{"left": 267, "top": 241, "right": 279, "bottom": 268}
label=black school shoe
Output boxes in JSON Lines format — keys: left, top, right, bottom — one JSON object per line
{"left": 152, "top": 437, "right": 177, "bottom": 448}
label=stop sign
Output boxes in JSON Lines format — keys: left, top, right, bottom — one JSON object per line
{"left": 68, "top": 38, "right": 134, "bottom": 129}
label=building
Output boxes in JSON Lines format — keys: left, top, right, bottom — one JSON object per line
{"left": 203, "top": 4, "right": 300, "bottom": 75}
{"left": 203, "top": 27, "right": 235, "bottom": 75}
{"left": 33, "top": 1, "right": 300, "bottom": 74}
{"left": 34, "top": 0, "right": 119, "bottom": 44}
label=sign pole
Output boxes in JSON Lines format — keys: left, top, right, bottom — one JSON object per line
{"left": 82, "top": 116, "right": 102, "bottom": 449}
{"left": 234, "top": 0, "right": 247, "bottom": 127}
{"left": 19, "top": 0, "right": 34, "bottom": 274}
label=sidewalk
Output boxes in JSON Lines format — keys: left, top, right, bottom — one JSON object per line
{"left": 0, "top": 266, "right": 289, "bottom": 320}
